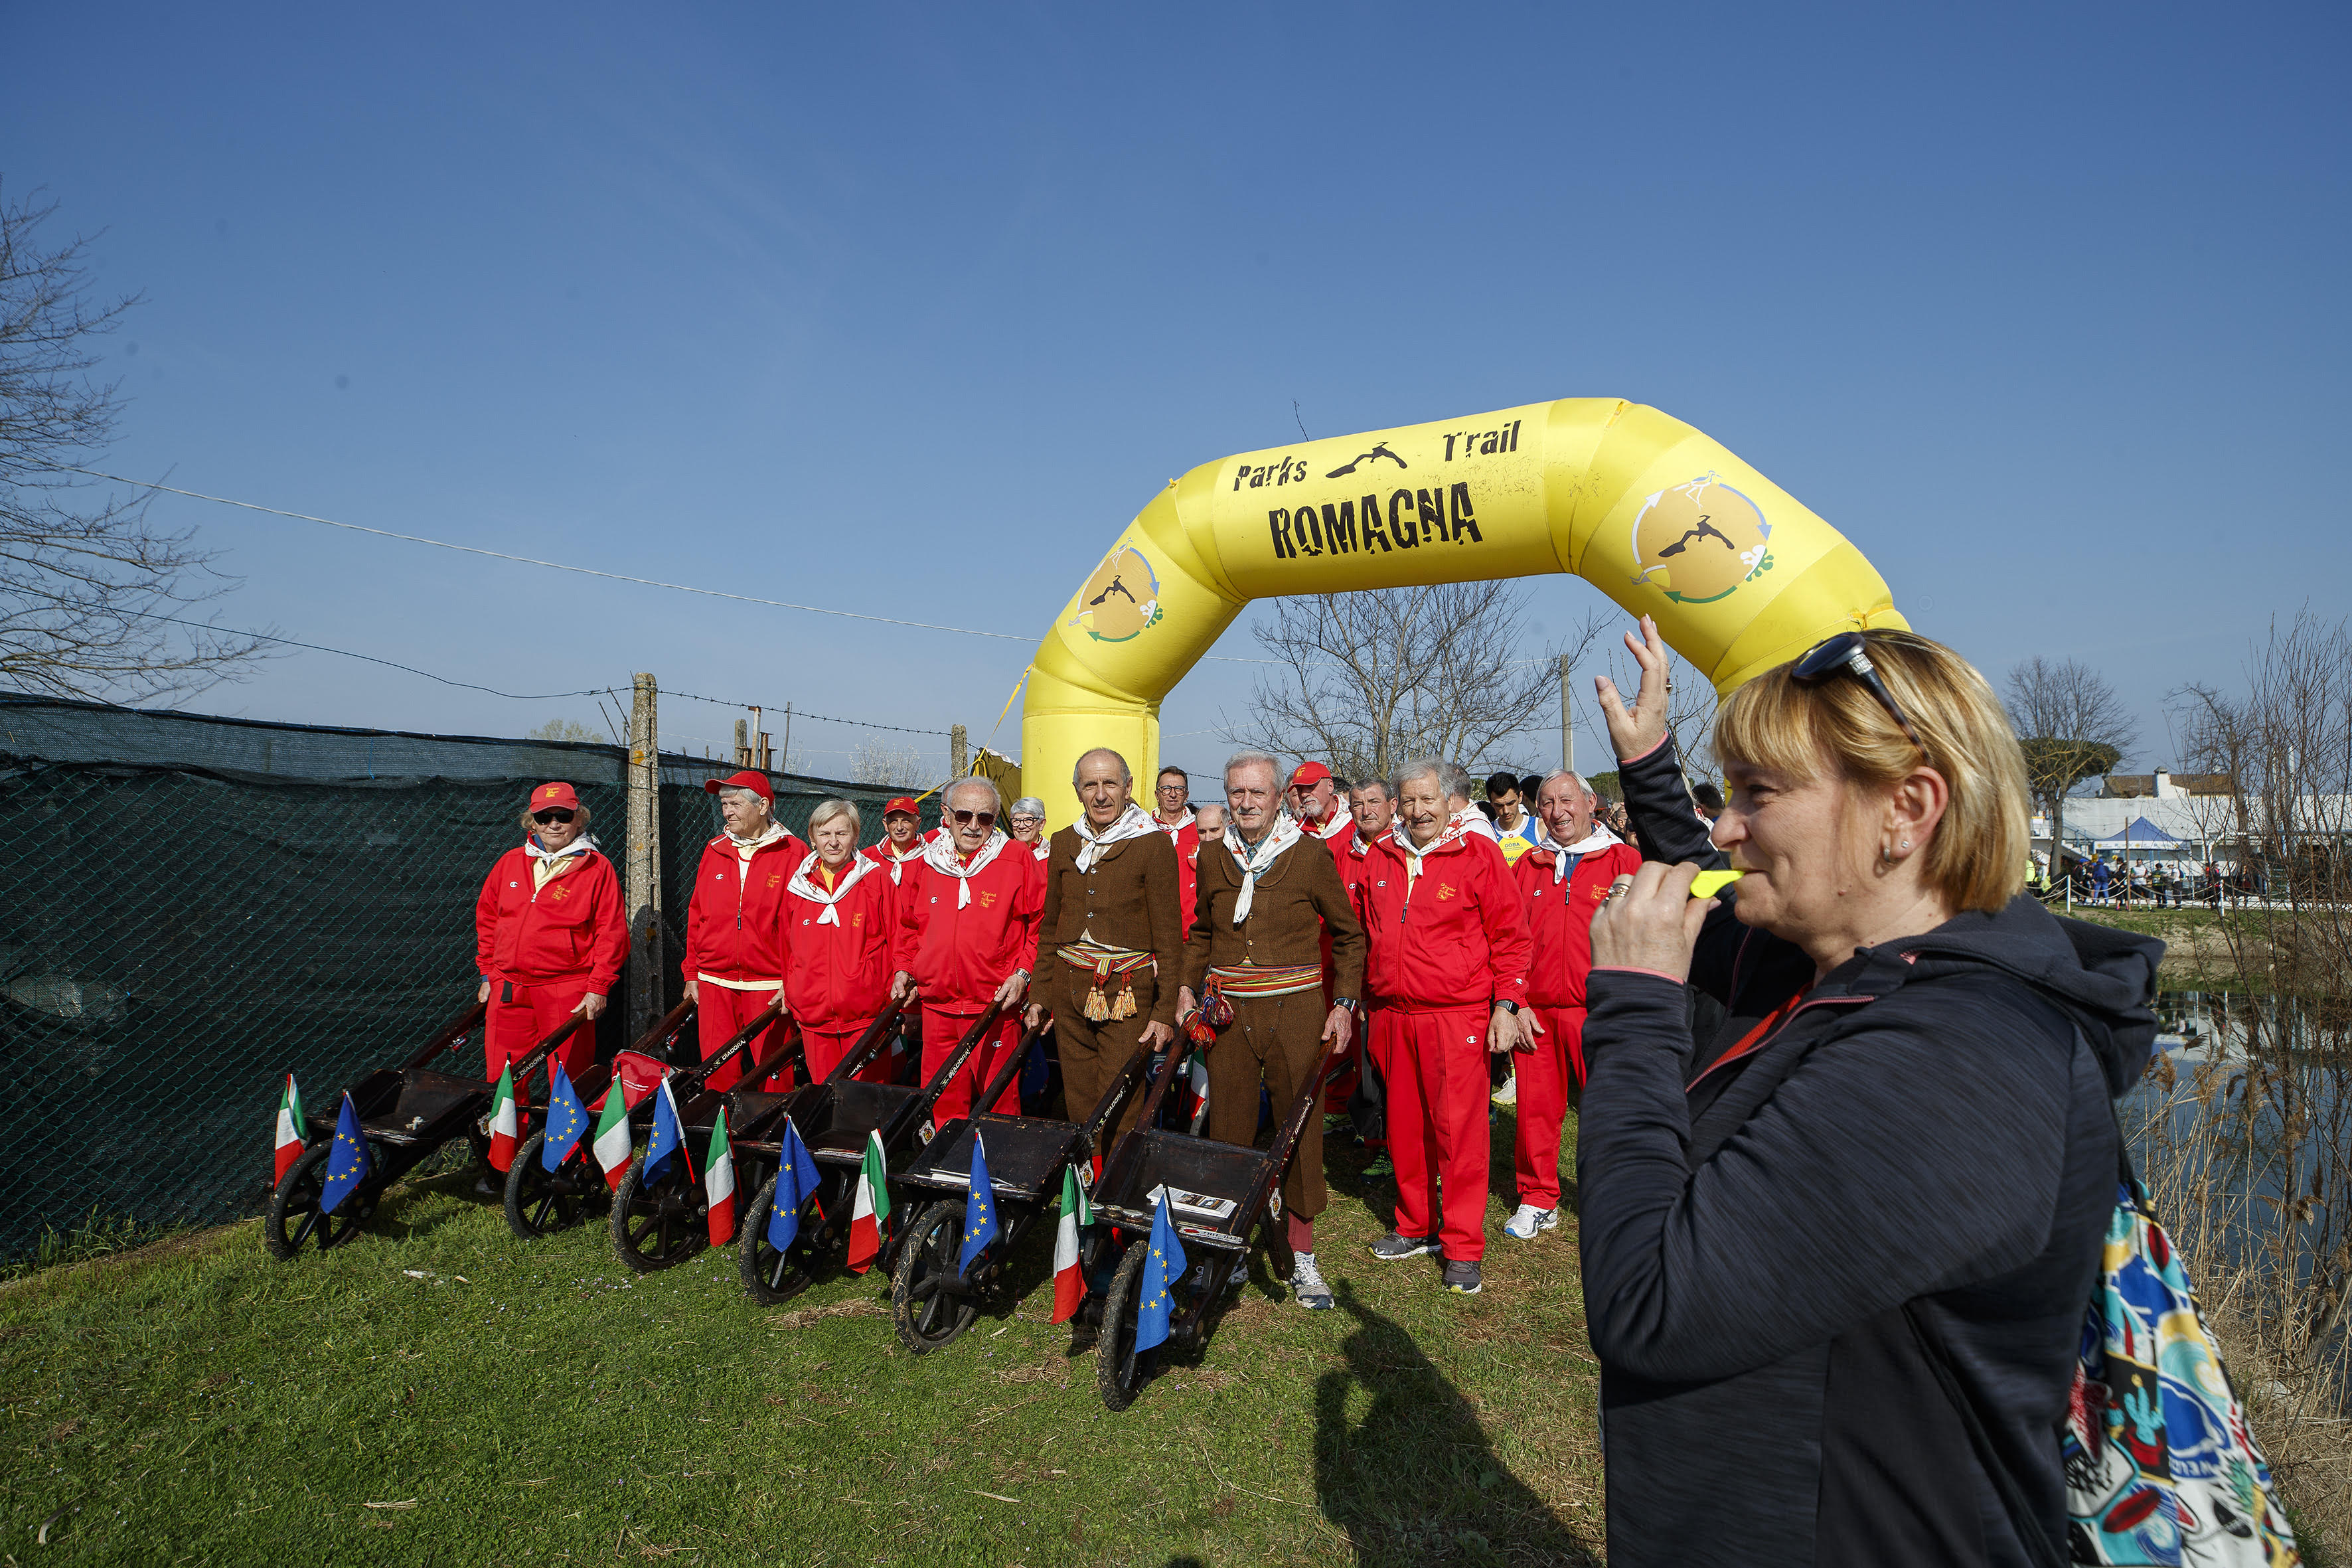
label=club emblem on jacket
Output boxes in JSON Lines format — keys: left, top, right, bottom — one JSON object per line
{"left": 979, "top": 889, "right": 1000, "bottom": 908}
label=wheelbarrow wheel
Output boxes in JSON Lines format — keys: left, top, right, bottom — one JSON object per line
{"left": 609, "top": 1156, "right": 707, "bottom": 1274}
{"left": 739, "top": 1172, "right": 831, "bottom": 1304}
{"left": 264, "top": 1142, "right": 370, "bottom": 1260}
{"left": 891, "top": 1200, "right": 979, "bottom": 1355}
{"left": 1097, "top": 1237, "right": 1158, "bottom": 1410}
{"left": 505, "top": 1130, "right": 596, "bottom": 1241}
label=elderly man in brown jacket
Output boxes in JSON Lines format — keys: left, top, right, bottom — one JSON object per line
{"left": 1026, "top": 747, "right": 1182, "bottom": 1142}
{"left": 1176, "top": 749, "right": 1366, "bottom": 1311}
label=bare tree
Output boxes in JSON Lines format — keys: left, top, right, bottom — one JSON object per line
{"left": 0, "top": 184, "right": 264, "bottom": 700}
{"left": 526, "top": 717, "right": 601, "bottom": 745}
{"left": 1225, "top": 582, "right": 1604, "bottom": 781}
{"left": 848, "top": 736, "right": 933, "bottom": 789}
{"left": 2004, "top": 656, "right": 2138, "bottom": 879}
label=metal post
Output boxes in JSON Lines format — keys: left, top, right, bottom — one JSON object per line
{"left": 951, "top": 723, "right": 969, "bottom": 779}
{"left": 625, "top": 673, "right": 664, "bottom": 1041}
{"left": 781, "top": 702, "right": 793, "bottom": 775}
{"left": 1559, "top": 653, "right": 1574, "bottom": 773}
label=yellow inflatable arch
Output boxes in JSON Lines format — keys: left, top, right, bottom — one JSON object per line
{"left": 1023, "top": 397, "right": 1907, "bottom": 830}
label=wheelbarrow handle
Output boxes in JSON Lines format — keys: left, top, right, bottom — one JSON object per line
{"left": 907, "top": 1000, "right": 1006, "bottom": 1109}
{"left": 674, "top": 994, "right": 788, "bottom": 1092}
{"left": 402, "top": 998, "right": 489, "bottom": 1071}
{"left": 969, "top": 1018, "right": 1053, "bottom": 1119}
{"left": 823, "top": 1004, "right": 906, "bottom": 1085}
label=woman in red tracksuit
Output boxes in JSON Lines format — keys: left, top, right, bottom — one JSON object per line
{"left": 1358, "top": 763, "right": 1533, "bottom": 1294}
{"left": 1506, "top": 771, "right": 1644, "bottom": 1238}
{"left": 684, "top": 770, "right": 803, "bottom": 1091}
{"left": 783, "top": 799, "right": 901, "bottom": 1083}
{"left": 475, "top": 780, "right": 629, "bottom": 1091}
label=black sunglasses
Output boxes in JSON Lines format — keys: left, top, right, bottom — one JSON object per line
{"left": 1790, "top": 633, "right": 1931, "bottom": 763}
{"left": 532, "top": 808, "right": 576, "bottom": 824}
{"left": 951, "top": 809, "right": 996, "bottom": 828}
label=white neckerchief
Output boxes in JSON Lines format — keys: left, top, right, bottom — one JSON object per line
{"left": 878, "top": 832, "right": 925, "bottom": 885}
{"left": 1156, "top": 809, "right": 1195, "bottom": 844}
{"left": 726, "top": 821, "right": 791, "bottom": 868}
{"left": 526, "top": 833, "right": 594, "bottom": 890}
{"left": 787, "top": 850, "right": 881, "bottom": 925}
{"left": 525, "top": 833, "right": 593, "bottom": 862}
{"left": 1073, "top": 801, "right": 1158, "bottom": 872}
{"left": 1225, "top": 812, "right": 1302, "bottom": 924}
{"left": 923, "top": 828, "right": 1010, "bottom": 908}
{"left": 1306, "top": 809, "right": 1352, "bottom": 842}
{"left": 1399, "top": 813, "right": 1479, "bottom": 882}
{"left": 1348, "top": 825, "right": 1393, "bottom": 859}
{"left": 1539, "top": 823, "right": 1622, "bottom": 884}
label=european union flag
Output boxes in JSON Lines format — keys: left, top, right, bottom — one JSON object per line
{"left": 1134, "top": 1191, "right": 1188, "bottom": 1353}
{"left": 319, "top": 1092, "right": 372, "bottom": 1215}
{"left": 542, "top": 1062, "right": 588, "bottom": 1170}
{"left": 641, "top": 1079, "right": 693, "bottom": 1190}
{"left": 958, "top": 1130, "right": 998, "bottom": 1273}
{"left": 765, "top": 1115, "right": 823, "bottom": 1253}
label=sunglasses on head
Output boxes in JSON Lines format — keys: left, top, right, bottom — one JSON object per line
{"left": 951, "top": 809, "right": 996, "bottom": 828}
{"left": 533, "top": 808, "right": 576, "bottom": 824}
{"left": 1790, "top": 633, "right": 1930, "bottom": 764}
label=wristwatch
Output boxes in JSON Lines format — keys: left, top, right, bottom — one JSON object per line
{"left": 1495, "top": 999, "right": 1522, "bottom": 1016}
{"left": 1333, "top": 996, "right": 1358, "bottom": 1014}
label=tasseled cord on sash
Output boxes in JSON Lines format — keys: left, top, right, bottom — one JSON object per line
{"left": 1082, "top": 955, "right": 1139, "bottom": 1022}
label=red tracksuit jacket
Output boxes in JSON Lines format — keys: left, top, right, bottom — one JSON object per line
{"left": 1157, "top": 817, "right": 1202, "bottom": 932}
{"left": 893, "top": 844, "right": 1046, "bottom": 1012}
{"left": 783, "top": 857, "right": 900, "bottom": 1030}
{"left": 475, "top": 844, "right": 630, "bottom": 992}
{"left": 1359, "top": 830, "right": 1533, "bottom": 1012}
{"left": 1512, "top": 838, "right": 1644, "bottom": 1008}
{"left": 685, "top": 830, "right": 807, "bottom": 984}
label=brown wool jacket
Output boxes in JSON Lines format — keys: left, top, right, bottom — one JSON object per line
{"left": 1182, "top": 829, "right": 1366, "bottom": 1002}
{"left": 1030, "top": 826, "right": 1186, "bottom": 1027}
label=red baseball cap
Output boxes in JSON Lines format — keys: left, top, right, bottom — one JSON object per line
{"left": 529, "top": 781, "right": 582, "bottom": 813}
{"left": 882, "top": 796, "right": 921, "bottom": 819}
{"left": 704, "top": 769, "right": 773, "bottom": 803}
{"left": 1288, "top": 761, "right": 1332, "bottom": 789}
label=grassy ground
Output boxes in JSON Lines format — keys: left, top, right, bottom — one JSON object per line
{"left": 2059, "top": 902, "right": 2268, "bottom": 990}
{"left": 0, "top": 1115, "right": 1604, "bottom": 1567}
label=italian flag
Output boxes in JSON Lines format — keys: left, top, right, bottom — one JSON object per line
{"left": 844, "top": 1130, "right": 892, "bottom": 1274}
{"left": 590, "top": 1084, "right": 632, "bottom": 1190}
{"left": 1050, "top": 1161, "right": 1093, "bottom": 1323}
{"left": 487, "top": 1063, "right": 519, "bottom": 1172}
{"left": 705, "top": 1108, "right": 737, "bottom": 1247}
{"left": 273, "top": 1073, "right": 305, "bottom": 1185}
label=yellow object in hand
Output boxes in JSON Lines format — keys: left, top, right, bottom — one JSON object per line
{"left": 1689, "top": 869, "right": 1745, "bottom": 900}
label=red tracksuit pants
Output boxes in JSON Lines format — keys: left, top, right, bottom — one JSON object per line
{"left": 485, "top": 977, "right": 597, "bottom": 1099}
{"left": 1389, "top": 1006, "right": 1494, "bottom": 1262}
{"left": 1512, "top": 1004, "right": 1586, "bottom": 1214}
{"left": 921, "top": 1005, "right": 1022, "bottom": 1124}
{"left": 698, "top": 984, "right": 795, "bottom": 1092}
{"left": 801, "top": 1018, "right": 896, "bottom": 1085}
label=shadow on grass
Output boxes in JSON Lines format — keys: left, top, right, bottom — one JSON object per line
{"left": 1313, "top": 1281, "right": 1598, "bottom": 1566}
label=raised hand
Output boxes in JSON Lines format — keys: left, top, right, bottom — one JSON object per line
{"left": 1591, "top": 613, "right": 1674, "bottom": 763}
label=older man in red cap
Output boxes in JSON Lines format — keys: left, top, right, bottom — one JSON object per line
{"left": 864, "top": 796, "right": 931, "bottom": 884}
{"left": 684, "top": 770, "right": 804, "bottom": 1091}
{"left": 890, "top": 777, "right": 1045, "bottom": 1123}
{"left": 1287, "top": 761, "right": 1356, "bottom": 861}
{"left": 475, "top": 780, "right": 629, "bottom": 1091}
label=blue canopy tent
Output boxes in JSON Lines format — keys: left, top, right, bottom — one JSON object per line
{"left": 2094, "top": 815, "right": 2184, "bottom": 860}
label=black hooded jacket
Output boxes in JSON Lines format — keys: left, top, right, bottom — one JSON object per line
{"left": 1577, "top": 738, "right": 2162, "bottom": 1568}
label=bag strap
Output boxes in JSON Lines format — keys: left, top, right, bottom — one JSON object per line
{"left": 1901, "top": 1300, "right": 2069, "bottom": 1568}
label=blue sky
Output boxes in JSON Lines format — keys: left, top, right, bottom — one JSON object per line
{"left": 5, "top": 3, "right": 2345, "bottom": 783}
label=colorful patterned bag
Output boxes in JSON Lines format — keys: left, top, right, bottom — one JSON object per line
{"left": 2060, "top": 1168, "right": 2299, "bottom": 1565}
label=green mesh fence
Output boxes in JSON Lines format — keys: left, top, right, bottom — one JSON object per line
{"left": 0, "top": 696, "right": 941, "bottom": 1262}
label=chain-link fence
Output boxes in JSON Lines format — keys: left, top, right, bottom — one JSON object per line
{"left": 0, "top": 695, "right": 939, "bottom": 1262}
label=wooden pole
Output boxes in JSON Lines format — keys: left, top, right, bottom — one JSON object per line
{"left": 951, "top": 723, "right": 969, "bottom": 779}
{"left": 625, "top": 672, "right": 664, "bottom": 1040}
{"left": 733, "top": 718, "right": 749, "bottom": 769}
{"left": 781, "top": 702, "right": 793, "bottom": 775}
{"left": 1559, "top": 653, "right": 1574, "bottom": 774}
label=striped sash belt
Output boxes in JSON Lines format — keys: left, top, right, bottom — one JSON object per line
{"left": 1057, "top": 941, "right": 1154, "bottom": 1022}
{"left": 1204, "top": 963, "right": 1323, "bottom": 999}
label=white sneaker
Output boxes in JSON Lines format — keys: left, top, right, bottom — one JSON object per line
{"left": 1503, "top": 1203, "right": 1558, "bottom": 1240}
{"left": 1491, "top": 1074, "right": 1518, "bottom": 1107}
{"left": 1292, "top": 1253, "right": 1334, "bottom": 1310}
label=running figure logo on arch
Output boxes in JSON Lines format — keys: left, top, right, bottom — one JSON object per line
{"left": 1628, "top": 472, "right": 1774, "bottom": 605}
{"left": 1067, "top": 546, "right": 1163, "bottom": 643}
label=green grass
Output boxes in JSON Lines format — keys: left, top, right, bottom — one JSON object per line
{"left": 0, "top": 1118, "right": 1603, "bottom": 1566}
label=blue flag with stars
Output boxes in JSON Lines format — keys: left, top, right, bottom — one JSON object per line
{"left": 541, "top": 1061, "right": 588, "bottom": 1170}
{"left": 641, "top": 1079, "right": 693, "bottom": 1190}
{"left": 319, "top": 1092, "right": 372, "bottom": 1215}
{"left": 958, "top": 1129, "right": 998, "bottom": 1273}
{"left": 1135, "top": 1191, "right": 1188, "bottom": 1353}
{"left": 764, "top": 1115, "right": 823, "bottom": 1253}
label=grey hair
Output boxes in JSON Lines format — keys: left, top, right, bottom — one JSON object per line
{"left": 716, "top": 784, "right": 768, "bottom": 810}
{"left": 808, "top": 798, "right": 860, "bottom": 835}
{"left": 1441, "top": 762, "right": 1476, "bottom": 805}
{"left": 1071, "top": 747, "right": 1133, "bottom": 786}
{"left": 1350, "top": 776, "right": 1391, "bottom": 800}
{"left": 1008, "top": 795, "right": 1047, "bottom": 820}
{"left": 943, "top": 776, "right": 1002, "bottom": 817}
{"left": 1223, "top": 749, "right": 1281, "bottom": 785}
{"left": 1391, "top": 756, "right": 1447, "bottom": 797}
{"left": 1537, "top": 769, "right": 1591, "bottom": 799}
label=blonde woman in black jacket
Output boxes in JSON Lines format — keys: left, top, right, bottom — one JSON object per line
{"left": 1579, "top": 617, "right": 2161, "bottom": 1568}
